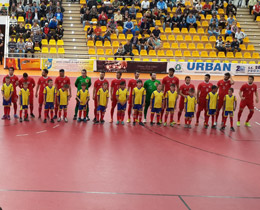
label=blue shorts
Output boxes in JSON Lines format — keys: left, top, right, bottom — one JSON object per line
{"left": 224, "top": 111, "right": 233, "bottom": 117}
{"left": 166, "top": 108, "right": 175, "bottom": 112}
{"left": 151, "top": 107, "right": 162, "bottom": 113}
{"left": 133, "top": 104, "right": 143, "bottom": 111}
{"left": 3, "top": 98, "right": 11, "bottom": 106}
{"left": 45, "top": 102, "right": 54, "bottom": 110}
{"left": 97, "top": 105, "right": 106, "bottom": 112}
{"left": 79, "top": 105, "right": 87, "bottom": 110}
{"left": 117, "top": 103, "right": 127, "bottom": 111}
{"left": 185, "top": 112, "right": 194, "bottom": 118}
{"left": 207, "top": 109, "right": 216, "bottom": 115}
{"left": 59, "top": 105, "right": 67, "bottom": 110}
{"left": 20, "top": 105, "right": 28, "bottom": 110}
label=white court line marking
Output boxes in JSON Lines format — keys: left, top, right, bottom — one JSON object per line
{"left": 53, "top": 125, "right": 60, "bottom": 128}
{"left": 36, "top": 130, "right": 47, "bottom": 134}
{"left": 255, "top": 122, "right": 260, "bottom": 126}
{"left": 16, "top": 134, "right": 29, "bottom": 137}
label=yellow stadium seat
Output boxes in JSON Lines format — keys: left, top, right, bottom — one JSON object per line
{"left": 175, "top": 50, "right": 182, "bottom": 57}
{"left": 18, "top": 16, "right": 24, "bottom": 22}
{"left": 42, "top": 39, "right": 48, "bottom": 45}
{"left": 97, "top": 49, "right": 104, "bottom": 55}
{"left": 118, "top": 34, "right": 125, "bottom": 40}
{"left": 252, "top": 52, "right": 260, "bottom": 59}
{"left": 149, "top": 50, "right": 156, "bottom": 56}
{"left": 155, "top": 20, "right": 161, "bottom": 26}
{"left": 42, "top": 47, "right": 48, "bottom": 53}
{"left": 193, "top": 35, "right": 200, "bottom": 42}
{"left": 112, "top": 41, "right": 119, "bottom": 47}
{"left": 49, "top": 39, "right": 56, "bottom": 46}
{"left": 132, "top": 49, "right": 139, "bottom": 55}
{"left": 157, "top": 50, "right": 165, "bottom": 56}
{"left": 206, "top": 15, "right": 212, "bottom": 20}
{"left": 143, "top": 58, "right": 150, "bottom": 61}
{"left": 125, "top": 58, "right": 132, "bottom": 61}
{"left": 256, "top": 16, "right": 260, "bottom": 21}
{"left": 176, "top": 35, "right": 183, "bottom": 41}
{"left": 197, "top": 43, "right": 204, "bottom": 50}
{"left": 196, "top": 60, "right": 203, "bottom": 62}
{"left": 99, "top": 57, "right": 106, "bottom": 60}
{"left": 173, "top": 28, "right": 180, "bottom": 33}
{"left": 244, "top": 52, "right": 251, "bottom": 58}
{"left": 34, "top": 47, "right": 41, "bottom": 52}
{"left": 184, "top": 35, "right": 192, "bottom": 41}
{"left": 189, "top": 28, "right": 196, "bottom": 34}
{"left": 127, "top": 34, "right": 133, "bottom": 40}
{"left": 232, "top": 60, "right": 238, "bottom": 63}
{"left": 57, "top": 40, "right": 64, "bottom": 46}
{"left": 209, "top": 51, "right": 217, "bottom": 58}
{"left": 199, "top": 14, "right": 205, "bottom": 20}
{"left": 206, "top": 60, "right": 212, "bottom": 63}
{"left": 202, "top": 21, "right": 209, "bottom": 27}
{"left": 249, "top": 61, "right": 256, "bottom": 64}
{"left": 58, "top": 48, "right": 65, "bottom": 54}
{"left": 235, "top": 52, "right": 242, "bottom": 58}
{"left": 88, "top": 48, "right": 96, "bottom": 55}
{"left": 205, "top": 43, "right": 213, "bottom": 50}
{"left": 197, "top": 28, "right": 205, "bottom": 34}
{"left": 170, "top": 59, "right": 176, "bottom": 62}
{"left": 96, "top": 41, "right": 103, "bottom": 47}
{"left": 240, "top": 44, "right": 246, "bottom": 51}
{"left": 166, "top": 50, "right": 174, "bottom": 56}
{"left": 107, "top": 57, "right": 114, "bottom": 61}
{"left": 183, "top": 51, "right": 191, "bottom": 57}
{"left": 50, "top": 47, "right": 57, "bottom": 54}
{"left": 192, "top": 51, "right": 200, "bottom": 57}
{"left": 105, "top": 49, "right": 113, "bottom": 55}
{"left": 160, "top": 35, "right": 167, "bottom": 41}
{"left": 163, "top": 42, "right": 170, "bottom": 49}
{"left": 188, "top": 59, "right": 194, "bottom": 62}
{"left": 116, "top": 58, "right": 123, "bottom": 61}
{"left": 226, "top": 52, "right": 234, "bottom": 58}
{"left": 87, "top": 40, "right": 94, "bottom": 47}
{"left": 247, "top": 45, "right": 255, "bottom": 51}
{"left": 25, "top": 24, "right": 31, "bottom": 29}
{"left": 160, "top": 59, "right": 167, "bottom": 62}
{"left": 180, "top": 43, "right": 187, "bottom": 49}
{"left": 223, "top": 60, "right": 230, "bottom": 63}
{"left": 134, "top": 58, "right": 141, "bottom": 61}
{"left": 201, "top": 36, "right": 209, "bottom": 42}
{"left": 188, "top": 43, "right": 196, "bottom": 50}
{"left": 140, "top": 50, "right": 147, "bottom": 56}
{"left": 111, "top": 34, "right": 117, "bottom": 40}
{"left": 179, "top": 59, "right": 185, "bottom": 62}
{"left": 209, "top": 36, "right": 216, "bottom": 42}
{"left": 214, "top": 60, "right": 221, "bottom": 63}
{"left": 152, "top": 58, "right": 158, "bottom": 62}
{"left": 241, "top": 61, "right": 247, "bottom": 64}
{"left": 218, "top": 52, "right": 225, "bottom": 58}
{"left": 180, "top": 28, "right": 188, "bottom": 34}
{"left": 104, "top": 41, "right": 111, "bottom": 47}
{"left": 243, "top": 37, "right": 249, "bottom": 43}
{"left": 168, "top": 35, "right": 175, "bottom": 41}
{"left": 226, "top": 36, "right": 233, "bottom": 42}
{"left": 171, "top": 43, "right": 178, "bottom": 49}
{"left": 165, "top": 27, "right": 172, "bottom": 33}
{"left": 201, "top": 51, "right": 209, "bottom": 57}
{"left": 136, "top": 13, "right": 142, "bottom": 18}
{"left": 218, "top": 8, "right": 224, "bottom": 14}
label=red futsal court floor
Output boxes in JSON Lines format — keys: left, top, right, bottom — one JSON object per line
{"left": 0, "top": 73, "right": 260, "bottom": 210}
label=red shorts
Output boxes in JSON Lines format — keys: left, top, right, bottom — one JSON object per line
{"left": 198, "top": 99, "right": 207, "bottom": 111}
{"left": 179, "top": 97, "right": 185, "bottom": 110}
{"left": 11, "top": 94, "right": 18, "bottom": 103}
{"left": 39, "top": 93, "right": 44, "bottom": 105}
{"left": 240, "top": 100, "right": 254, "bottom": 110}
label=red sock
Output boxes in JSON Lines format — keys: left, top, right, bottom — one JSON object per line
{"left": 79, "top": 110, "right": 82, "bottom": 118}
{"left": 83, "top": 111, "right": 86, "bottom": 118}
{"left": 4, "top": 107, "right": 7, "bottom": 116}
{"left": 216, "top": 110, "right": 219, "bottom": 122}
{"left": 7, "top": 107, "right": 11, "bottom": 115}
{"left": 50, "top": 110, "right": 54, "bottom": 119}
{"left": 30, "top": 104, "right": 33, "bottom": 114}
{"left": 121, "top": 111, "right": 125, "bottom": 121}
{"left": 170, "top": 113, "right": 174, "bottom": 122}
{"left": 55, "top": 107, "right": 58, "bottom": 116}
{"left": 101, "top": 112, "right": 105, "bottom": 121}
{"left": 238, "top": 110, "right": 243, "bottom": 121}
{"left": 39, "top": 104, "right": 42, "bottom": 117}
{"left": 185, "top": 118, "right": 188, "bottom": 124}
{"left": 223, "top": 117, "right": 227, "bottom": 126}
{"left": 44, "top": 109, "right": 48, "bottom": 119}
{"left": 111, "top": 107, "right": 115, "bottom": 120}
{"left": 196, "top": 110, "right": 201, "bottom": 123}
{"left": 157, "top": 114, "right": 160, "bottom": 123}
{"left": 13, "top": 102, "right": 17, "bottom": 115}
{"left": 128, "top": 105, "right": 131, "bottom": 119}
{"left": 164, "top": 112, "right": 169, "bottom": 123}
{"left": 161, "top": 108, "right": 165, "bottom": 120}
{"left": 133, "top": 111, "right": 137, "bottom": 122}
{"left": 25, "top": 110, "right": 28, "bottom": 118}
{"left": 20, "top": 110, "right": 22, "bottom": 118}
{"left": 188, "top": 119, "right": 192, "bottom": 125}
{"left": 246, "top": 111, "right": 254, "bottom": 122}
{"left": 230, "top": 117, "right": 233, "bottom": 127}
{"left": 211, "top": 115, "right": 215, "bottom": 125}
{"left": 96, "top": 112, "right": 100, "bottom": 121}
{"left": 151, "top": 113, "right": 155, "bottom": 122}
{"left": 205, "top": 115, "right": 209, "bottom": 125}
{"left": 177, "top": 110, "right": 182, "bottom": 121}
{"left": 139, "top": 111, "right": 142, "bottom": 122}
{"left": 58, "top": 110, "right": 62, "bottom": 118}
{"left": 117, "top": 111, "right": 121, "bottom": 121}
{"left": 64, "top": 110, "right": 67, "bottom": 118}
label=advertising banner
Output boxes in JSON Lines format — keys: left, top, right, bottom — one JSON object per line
{"left": 96, "top": 60, "right": 167, "bottom": 73}
{"left": 42, "top": 59, "right": 94, "bottom": 72}
{"left": 5, "top": 58, "right": 41, "bottom": 70}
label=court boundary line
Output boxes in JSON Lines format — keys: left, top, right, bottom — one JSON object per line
{"left": 178, "top": 195, "right": 192, "bottom": 210}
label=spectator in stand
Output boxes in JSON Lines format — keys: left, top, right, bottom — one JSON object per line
{"left": 82, "top": 10, "right": 92, "bottom": 29}
{"left": 134, "top": 0, "right": 141, "bottom": 7}
{"left": 196, "top": 1, "right": 204, "bottom": 15}
{"left": 226, "top": 1, "right": 237, "bottom": 16}
{"left": 25, "top": 38, "right": 34, "bottom": 56}
{"left": 43, "top": 22, "right": 50, "bottom": 39}
{"left": 210, "top": 14, "right": 219, "bottom": 27}
{"left": 24, "top": 3, "right": 32, "bottom": 13}
{"left": 32, "top": 2, "right": 40, "bottom": 13}
{"left": 46, "top": 10, "right": 54, "bottom": 22}
{"left": 225, "top": 40, "right": 232, "bottom": 53}
{"left": 130, "top": 34, "right": 140, "bottom": 52}
{"left": 47, "top": 2, "right": 55, "bottom": 14}
{"left": 202, "top": 2, "right": 211, "bottom": 17}
{"left": 139, "top": 34, "right": 148, "bottom": 51}
{"left": 80, "top": 4, "right": 88, "bottom": 23}
{"left": 16, "top": 38, "right": 25, "bottom": 56}
{"left": 55, "top": 2, "right": 65, "bottom": 13}
{"left": 114, "top": 10, "right": 124, "bottom": 27}
{"left": 10, "top": 14, "right": 18, "bottom": 26}
{"left": 98, "top": 11, "right": 108, "bottom": 26}
{"left": 140, "top": 17, "right": 151, "bottom": 35}
{"left": 249, "top": 0, "right": 257, "bottom": 15}
{"left": 33, "top": 31, "right": 42, "bottom": 48}
{"left": 129, "top": 4, "right": 138, "bottom": 19}
{"left": 39, "top": 2, "right": 47, "bottom": 17}
{"left": 90, "top": 6, "right": 98, "bottom": 19}
{"left": 218, "top": 14, "right": 226, "bottom": 29}
{"left": 152, "top": 25, "right": 161, "bottom": 39}
{"left": 208, "top": 20, "right": 219, "bottom": 38}
{"left": 227, "top": 15, "right": 235, "bottom": 26}
{"left": 24, "top": 24, "right": 32, "bottom": 39}
{"left": 88, "top": 0, "right": 98, "bottom": 8}
{"left": 172, "top": 13, "right": 181, "bottom": 30}
{"left": 124, "top": 0, "right": 133, "bottom": 6}
{"left": 152, "top": 7, "right": 162, "bottom": 20}
{"left": 16, "top": 23, "right": 26, "bottom": 40}
{"left": 183, "top": 5, "right": 190, "bottom": 16}
{"left": 9, "top": 25, "right": 17, "bottom": 37}
{"left": 16, "top": 3, "right": 25, "bottom": 18}
{"left": 150, "top": 0, "right": 157, "bottom": 9}
{"left": 114, "top": 43, "right": 125, "bottom": 59}
{"left": 167, "top": 0, "right": 176, "bottom": 9}
{"left": 176, "top": 5, "right": 183, "bottom": 17}
{"left": 147, "top": 35, "right": 155, "bottom": 50}
{"left": 49, "top": 16, "right": 58, "bottom": 29}
{"left": 153, "top": 37, "right": 162, "bottom": 50}
{"left": 190, "top": 5, "right": 201, "bottom": 21}
{"left": 235, "top": 27, "right": 246, "bottom": 44}
{"left": 186, "top": 13, "right": 197, "bottom": 30}
{"left": 123, "top": 40, "right": 134, "bottom": 58}
{"left": 106, "top": 4, "right": 115, "bottom": 19}
{"left": 215, "top": 36, "right": 226, "bottom": 53}
{"left": 224, "top": 25, "right": 232, "bottom": 39}
{"left": 26, "top": 8, "right": 33, "bottom": 24}
{"left": 180, "top": 13, "right": 188, "bottom": 30}
{"left": 107, "top": 17, "right": 119, "bottom": 36}
{"left": 253, "top": 2, "right": 260, "bottom": 21}
{"left": 121, "top": 5, "right": 129, "bottom": 17}
{"left": 10, "top": 3, "right": 17, "bottom": 16}
{"left": 163, "top": 13, "right": 172, "bottom": 30}
{"left": 123, "top": 17, "right": 135, "bottom": 36}
{"left": 231, "top": 21, "right": 238, "bottom": 38}
{"left": 141, "top": 0, "right": 150, "bottom": 13}
{"left": 157, "top": 0, "right": 167, "bottom": 14}
{"left": 56, "top": 25, "right": 64, "bottom": 40}
{"left": 144, "top": 10, "right": 154, "bottom": 26}
{"left": 86, "top": 23, "right": 94, "bottom": 40}
{"left": 8, "top": 37, "right": 17, "bottom": 54}
{"left": 55, "top": 8, "right": 63, "bottom": 25}
{"left": 94, "top": 24, "right": 103, "bottom": 44}
{"left": 231, "top": 37, "right": 241, "bottom": 52}
{"left": 31, "top": 22, "right": 41, "bottom": 35}
{"left": 211, "top": 1, "right": 218, "bottom": 15}
{"left": 40, "top": 17, "right": 48, "bottom": 28}
{"left": 112, "top": 0, "right": 121, "bottom": 11}
{"left": 103, "top": 27, "right": 112, "bottom": 43}
{"left": 32, "top": 8, "right": 40, "bottom": 24}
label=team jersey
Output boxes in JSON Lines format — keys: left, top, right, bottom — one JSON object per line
{"left": 3, "top": 75, "right": 18, "bottom": 95}
{"left": 55, "top": 76, "right": 71, "bottom": 90}
{"left": 240, "top": 83, "right": 257, "bottom": 102}
{"left": 1, "top": 83, "right": 13, "bottom": 99}
{"left": 224, "top": 95, "right": 236, "bottom": 111}
{"left": 180, "top": 83, "right": 195, "bottom": 99}
{"left": 162, "top": 76, "right": 179, "bottom": 92}
{"left": 77, "top": 89, "right": 90, "bottom": 105}
{"left": 111, "top": 78, "right": 126, "bottom": 98}
{"left": 57, "top": 88, "right": 69, "bottom": 106}
{"left": 19, "top": 77, "right": 35, "bottom": 93}
{"left": 132, "top": 87, "right": 146, "bottom": 105}
{"left": 206, "top": 92, "right": 219, "bottom": 110}
{"left": 43, "top": 86, "right": 56, "bottom": 103}
{"left": 94, "top": 79, "right": 109, "bottom": 96}
{"left": 97, "top": 88, "right": 109, "bottom": 106}
{"left": 19, "top": 88, "right": 30, "bottom": 105}
{"left": 143, "top": 79, "right": 161, "bottom": 100}
{"left": 75, "top": 76, "right": 91, "bottom": 91}
{"left": 197, "top": 82, "right": 213, "bottom": 100}
{"left": 165, "top": 90, "right": 178, "bottom": 108}
{"left": 128, "top": 79, "right": 140, "bottom": 97}
{"left": 184, "top": 95, "right": 197, "bottom": 112}
{"left": 151, "top": 90, "right": 164, "bottom": 108}
{"left": 217, "top": 79, "right": 232, "bottom": 97}
{"left": 116, "top": 88, "right": 129, "bottom": 103}
{"left": 38, "top": 76, "right": 51, "bottom": 94}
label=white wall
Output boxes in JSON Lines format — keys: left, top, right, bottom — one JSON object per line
{"left": 1, "top": 0, "right": 9, "bottom": 4}
{"left": 0, "top": 16, "right": 9, "bottom": 67}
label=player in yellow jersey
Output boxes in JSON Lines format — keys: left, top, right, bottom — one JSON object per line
{"left": 19, "top": 82, "right": 30, "bottom": 122}
{"left": 221, "top": 88, "right": 237, "bottom": 132}
{"left": 184, "top": 88, "right": 196, "bottom": 128}
{"left": 1, "top": 76, "right": 13, "bottom": 120}
{"left": 150, "top": 84, "right": 164, "bottom": 125}
{"left": 96, "top": 82, "right": 109, "bottom": 124}
{"left": 205, "top": 85, "right": 219, "bottom": 129}
{"left": 76, "top": 83, "right": 90, "bottom": 123}
{"left": 57, "top": 84, "right": 70, "bottom": 123}
{"left": 43, "top": 79, "right": 56, "bottom": 123}
{"left": 116, "top": 81, "right": 129, "bottom": 125}
{"left": 164, "top": 84, "right": 178, "bottom": 127}
{"left": 132, "top": 80, "right": 146, "bottom": 126}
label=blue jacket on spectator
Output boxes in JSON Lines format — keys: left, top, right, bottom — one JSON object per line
{"left": 157, "top": 1, "right": 167, "bottom": 10}
{"left": 186, "top": 15, "right": 196, "bottom": 24}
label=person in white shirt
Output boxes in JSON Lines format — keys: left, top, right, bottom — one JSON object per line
{"left": 141, "top": 0, "right": 150, "bottom": 12}
{"left": 196, "top": 1, "right": 203, "bottom": 14}
{"left": 235, "top": 27, "right": 246, "bottom": 44}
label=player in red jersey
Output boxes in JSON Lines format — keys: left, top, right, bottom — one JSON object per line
{"left": 162, "top": 68, "right": 179, "bottom": 122}
{"left": 216, "top": 72, "right": 234, "bottom": 125}
{"left": 93, "top": 71, "right": 109, "bottom": 122}
{"left": 35, "top": 69, "right": 51, "bottom": 118}
{"left": 54, "top": 69, "right": 71, "bottom": 119}
{"left": 237, "top": 76, "right": 259, "bottom": 127}
{"left": 110, "top": 71, "right": 126, "bottom": 123}
{"left": 195, "top": 74, "right": 213, "bottom": 126}
{"left": 127, "top": 71, "right": 141, "bottom": 123}
{"left": 19, "top": 73, "right": 36, "bottom": 117}
{"left": 177, "top": 76, "right": 195, "bottom": 125}
{"left": 3, "top": 67, "right": 19, "bottom": 118}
